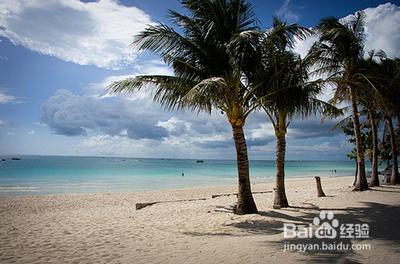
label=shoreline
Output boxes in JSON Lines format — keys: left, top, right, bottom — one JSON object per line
{"left": 0, "top": 174, "right": 355, "bottom": 198}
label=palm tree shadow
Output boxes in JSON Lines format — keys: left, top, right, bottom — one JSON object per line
{"left": 247, "top": 202, "right": 400, "bottom": 263}
{"left": 182, "top": 202, "right": 400, "bottom": 263}
{"left": 375, "top": 185, "right": 400, "bottom": 189}
{"left": 224, "top": 220, "right": 284, "bottom": 235}
{"left": 258, "top": 209, "right": 316, "bottom": 224}
{"left": 369, "top": 186, "right": 400, "bottom": 193}
{"left": 369, "top": 189, "right": 400, "bottom": 193}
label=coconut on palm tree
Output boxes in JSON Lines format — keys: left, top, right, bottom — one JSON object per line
{"left": 307, "top": 12, "right": 369, "bottom": 191}
{"left": 109, "top": 0, "right": 264, "bottom": 214}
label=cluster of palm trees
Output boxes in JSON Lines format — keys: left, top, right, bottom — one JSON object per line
{"left": 109, "top": 0, "right": 399, "bottom": 215}
{"left": 310, "top": 13, "right": 400, "bottom": 189}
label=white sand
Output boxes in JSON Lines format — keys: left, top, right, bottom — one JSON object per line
{"left": 1, "top": 176, "right": 400, "bottom": 264}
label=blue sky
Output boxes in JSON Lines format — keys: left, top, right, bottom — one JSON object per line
{"left": 0, "top": 0, "right": 399, "bottom": 160}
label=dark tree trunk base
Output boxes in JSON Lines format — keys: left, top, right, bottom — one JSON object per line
{"left": 273, "top": 188, "right": 289, "bottom": 209}
{"left": 352, "top": 184, "right": 369, "bottom": 191}
{"left": 388, "top": 180, "right": 400, "bottom": 185}
{"left": 273, "top": 204, "right": 289, "bottom": 209}
{"left": 234, "top": 202, "right": 258, "bottom": 215}
{"left": 369, "top": 177, "right": 379, "bottom": 187}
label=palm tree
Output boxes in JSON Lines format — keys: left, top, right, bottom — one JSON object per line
{"left": 355, "top": 51, "right": 383, "bottom": 187}
{"left": 108, "top": 0, "right": 263, "bottom": 214}
{"left": 356, "top": 51, "right": 400, "bottom": 185}
{"left": 245, "top": 18, "right": 341, "bottom": 208}
{"left": 307, "top": 12, "right": 369, "bottom": 191}
{"left": 335, "top": 117, "right": 363, "bottom": 186}
{"left": 374, "top": 55, "right": 400, "bottom": 184}
{"left": 366, "top": 107, "right": 380, "bottom": 187}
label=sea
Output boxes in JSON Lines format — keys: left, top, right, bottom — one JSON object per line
{"left": 0, "top": 155, "right": 357, "bottom": 196}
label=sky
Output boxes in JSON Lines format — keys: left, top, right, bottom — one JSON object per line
{"left": 0, "top": 0, "right": 399, "bottom": 160}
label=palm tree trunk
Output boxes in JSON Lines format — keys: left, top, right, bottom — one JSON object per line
{"left": 350, "top": 87, "right": 368, "bottom": 191}
{"left": 382, "top": 123, "right": 391, "bottom": 184}
{"left": 273, "top": 113, "right": 289, "bottom": 208}
{"left": 386, "top": 115, "right": 400, "bottom": 184}
{"left": 231, "top": 124, "right": 258, "bottom": 214}
{"left": 353, "top": 160, "right": 358, "bottom": 186}
{"left": 369, "top": 111, "right": 379, "bottom": 187}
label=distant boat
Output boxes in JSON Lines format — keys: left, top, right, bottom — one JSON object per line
{"left": 11, "top": 157, "right": 21, "bottom": 160}
{"left": 1, "top": 159, "right": 5, "bottom": 161}
{"left": 196, "top": 160, "right": 204, "bottom": 163}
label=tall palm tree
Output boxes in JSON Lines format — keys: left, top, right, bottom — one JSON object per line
{"left": 374, "top": 55, "right": 400, "bottom": 184}
{"left": 245, "top": 18, "right": 341, "bottom": 208}
{"left": 109, "top": 0, "right": 263, "bottom": 214}
{"left": 307, "top": 12, "right": 369, "bottom": 191}
{"left": 353, "top": 51, "right": 383, "bottom": 187}
{"left": 365, "top": 107, "right": 380, "bottom": 187}
{"left": 355, "top": 51, "right": 400, "bottom": 185}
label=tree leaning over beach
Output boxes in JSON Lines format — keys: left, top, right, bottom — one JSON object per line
{"left": 108, "top": 0, "right": 264, "bottom": 214}
{"left": 307, "top": 12, "right": 370, "bottom": 191}
{"left": 245, "top": 18, "right": 341, "bottom": 208}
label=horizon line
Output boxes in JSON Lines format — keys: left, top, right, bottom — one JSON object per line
{"left": 0, "top": 153, "right": 350, "bottom": 162}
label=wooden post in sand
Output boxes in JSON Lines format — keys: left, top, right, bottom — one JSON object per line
{"left": 315, "top": 176, "right": 326, "bottom": 197}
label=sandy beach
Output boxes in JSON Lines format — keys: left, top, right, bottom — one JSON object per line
{"left": 1, "top": 175, "right": 400, "bottom": 264}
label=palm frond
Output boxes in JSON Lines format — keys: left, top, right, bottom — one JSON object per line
{"left": 107, "top": 75, "right": 195, "bottom": 111}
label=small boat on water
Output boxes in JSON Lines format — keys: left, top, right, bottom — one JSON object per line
{"left": 196, "top": 160, "right": 204, "bottom": 163}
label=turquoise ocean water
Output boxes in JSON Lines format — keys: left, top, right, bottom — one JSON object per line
{"left": 0, "top": 156, "right": 357, "bottom": 196}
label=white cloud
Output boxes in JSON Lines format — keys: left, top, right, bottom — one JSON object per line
{"left": 287, "top": 142, "right": 342, "bottom": 155}
{"left": 294, "top": 3, "right": 400, "bottom": 59}
{"left": 362, "top": 2, "right": 400, "bottom": 58}
{"left": 77, "top": 134, "right": 146, "bottom": 156}
{"left": 0, "top": 119, "right": 13, "bottom": 128}
{"left": 249, "top": 123, "right": 275, "bottom": 140}
{"left": 0, "top": 0, "right": 154, "bottom": 69}
{"left": 294, "top": 35, "right": 318, "bottom": 59}
{"left": 157, "top": 117, "right": 191, "bottom": 135}
{"left": 0, "top": 90, "right": 19, "bottom": 104}
{"left": 41, "top": 68, "right": 230, "bottom": 142}
{"left": 276, "top": 0, "right": 299, "bottom": 22}
{"left": 75, "top": 133, "right": 232, "bottom": 159}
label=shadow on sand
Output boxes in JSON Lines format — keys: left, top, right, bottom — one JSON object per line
{"left": 183, "top": 185, "right": 400, "bottom": 263}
